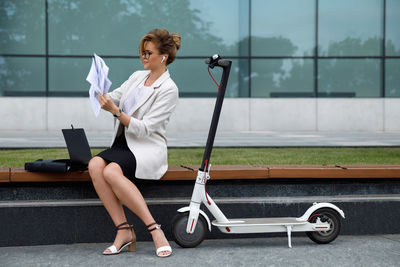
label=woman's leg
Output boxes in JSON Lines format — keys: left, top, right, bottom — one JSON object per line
{"left": 88, "top": 157, "right": 133, "bottom": 252}
{"left": 102, "top": 162, "right": 171, "bottom": 256}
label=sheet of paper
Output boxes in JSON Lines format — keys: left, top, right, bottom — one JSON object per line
{"left": 86, "top": 53, "right": 112, "bottom": 117}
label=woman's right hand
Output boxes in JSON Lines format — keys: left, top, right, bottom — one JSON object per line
{"left": 98, "top": 93, "right": 119, "bottom": 115}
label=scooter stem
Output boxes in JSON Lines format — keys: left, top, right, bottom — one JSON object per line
{"left": 200, "top": 58, "right": 232, "bottom": 171}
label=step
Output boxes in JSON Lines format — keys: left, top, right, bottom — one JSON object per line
{"left": 0, "top": 195, "right": 399, "bottom": 247}
{"left": 1, "top": 178, "right": 400, "bottom": 201}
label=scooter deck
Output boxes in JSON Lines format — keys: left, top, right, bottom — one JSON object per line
{"left": 212, "top": 217, "right": 306, "bottom": 227}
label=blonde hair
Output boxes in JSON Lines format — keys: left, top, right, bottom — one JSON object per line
{"left": 139, "top": 28, "right": 181, "bottom": 65}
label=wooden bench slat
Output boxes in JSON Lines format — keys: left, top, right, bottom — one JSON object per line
{"left": 10, "top": 168, "right": 90, "bottom": 182}
{"left": 0, "top": 167, "right": 10, "bottom": 182}
{"left": 9, "top": 165, "right": 269, "bottom": 182}
{"left": 268, "top": 165, "right": 400, "bottom": 179}
{"left": 4, "top": 165, "right": 400, "bottom": 182}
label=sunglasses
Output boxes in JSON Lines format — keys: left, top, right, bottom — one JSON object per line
{"left": 142, "top": 50, "right": 154, "bottom": 59}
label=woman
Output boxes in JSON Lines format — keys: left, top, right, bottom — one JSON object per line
{"left": 88, "top": 28, "right": 180, "bottom": 258}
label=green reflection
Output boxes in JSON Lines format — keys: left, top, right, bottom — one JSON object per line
{"left": 386, "top": 59, "right": 400, "bottom": 97}
{"left": 318, "top": 59, "right": 380, "bottom": 97}
{"left": 0, "top": 0, "right": 45, "bottom": 54}
{"left": 0, "top": 57, "right": 46, "bottom": 96}
{"left": 251, "top": 59, "right": 314, "bottom": 97}
{"left": 49, "top": 57, "right": 143, "bottom": 95}
{"left": 168, "top": 59, "right": 241, "bottom": 97}
{"left": 252, "top": 0, "right": 314, "bottom": 56}
{"left": 386, "top": 0, "right": 400, "bottom": 56}
{"left": 48, "top": 0, "right": 236, "bottom": 56}
{"left": 319, "top": 0, "right": 382, "bottom": 56}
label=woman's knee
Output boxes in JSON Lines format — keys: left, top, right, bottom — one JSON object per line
{"left": 103, "top": 163, "right": 123, "bottom": 184}
{"left": 88, "top": 157, "right": 106, "bottom": 178}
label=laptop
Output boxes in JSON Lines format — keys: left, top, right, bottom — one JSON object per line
{"left": 62, "top": 126, "right": 92, "bottom": 171}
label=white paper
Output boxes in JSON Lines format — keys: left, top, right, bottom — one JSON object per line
{"left": 86, "top": 53, "right": 112, "bottom": 117}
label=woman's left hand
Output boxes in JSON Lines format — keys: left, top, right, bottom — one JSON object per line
{"left": 98, "top": 93, "right": 119, "bottom": 114}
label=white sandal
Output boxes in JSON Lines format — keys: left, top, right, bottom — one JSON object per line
{"left": 147, "top": 222, "right": 173, "bottom": 258}
{"left": 103, "top": 222, "right": 136, "bottom": 255}
{"left": 156, "top": 245, "right": 173, "bottom": 258}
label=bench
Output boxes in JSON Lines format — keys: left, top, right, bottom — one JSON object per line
{"left": 1, "top": 165, "right": 400, "bottom": 183}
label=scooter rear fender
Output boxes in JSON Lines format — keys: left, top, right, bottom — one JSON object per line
{"left": 297, "top": 202, "right": 345, "bottom": 221}
{"left": 178, "top": 207, "right": 212, "bottom": 232}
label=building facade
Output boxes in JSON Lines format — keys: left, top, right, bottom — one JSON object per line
{"left": 1, "top": 0, "right": 399, "bottom": 132}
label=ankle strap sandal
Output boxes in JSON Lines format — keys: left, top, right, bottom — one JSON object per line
{"left": 116, "top": 221, "right": 133, "bottom": 231}
{"left": 146, "top": 222, "right": 172, "bottom": 258}
{"left": 146, "top": 222, "right": 161, "bottom": 232}
{"left": 103, "top": 222, "right": 136, "bottom": 255}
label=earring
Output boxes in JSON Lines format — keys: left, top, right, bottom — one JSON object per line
{"left": 161, "top": 56, "right": 166, "bottom": 63}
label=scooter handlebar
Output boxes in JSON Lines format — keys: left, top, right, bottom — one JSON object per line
{"left": 205, "top": 55, "right": 231, "bottom": 68}
{"left": 217, "top": 59, "right": 230, "bottom": 67}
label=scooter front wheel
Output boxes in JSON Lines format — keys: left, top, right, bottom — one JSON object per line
{"left": 306, "top": 208, "right": 341, "bottom": 244}
{"left": 172, "top": 212, "right": 207, "bottom": 248}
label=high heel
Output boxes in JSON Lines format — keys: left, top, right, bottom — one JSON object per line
{"left": 103, "top": 222, "right": 136, "bottom": 255}
{"left": 147, "top": 222, "right": 172, "bottom": 258}
{"left": 128, "top": 230, "right": 136, "bottom": 252}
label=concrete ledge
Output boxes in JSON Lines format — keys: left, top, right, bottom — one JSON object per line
{"left": 1, "top": 98, "right": 400, "bottom": 132}
{"left": 1, "top": 196, "right": 399, "bottom": 246}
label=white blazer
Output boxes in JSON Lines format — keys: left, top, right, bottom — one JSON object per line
{"left": 107, "top": 69, "right": 179, "bottom": 180}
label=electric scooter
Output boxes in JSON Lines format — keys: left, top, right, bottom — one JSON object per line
{"left": 172, "top": 54, "right": 345, "bottom": 248}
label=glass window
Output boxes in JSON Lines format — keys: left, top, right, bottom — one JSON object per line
{"left": 318, "top": 0, "right": 382, "bottom": 56}
{"left": 386, "top": 59, "right": 400, "bottom": 97}
{"left": 252, "top": 0, "right": 315, "bottom": 56}
{"left": 0, "top": 0, "right": 45, "bottom": 54}
{"left": 318, "top": 59, "right": 380, "bottom": 97}
{"left": 48, "top": 0, "right": 243, "bottom": 57}
{"left": 0, "top": 57, "right": 46, "bottom": 96}
{"left": 49, "top": 57, "right": 143, "bottom": 95}
{"left": 251, "top": 59, "right": 314, "bottom": 97}
{"left": 386, "top": 0, "right": 400, "bottom": 56}
{"left": 168, "top": 59, "right": 241, "bottom": 97}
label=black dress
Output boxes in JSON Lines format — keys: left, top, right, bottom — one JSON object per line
{"left": 97, "top": 127, "right": 137, "bottom": 181}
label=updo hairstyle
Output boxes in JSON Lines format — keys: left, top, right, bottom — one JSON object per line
{"left": 139, "top": 28, "right": 181, "bottom": 65}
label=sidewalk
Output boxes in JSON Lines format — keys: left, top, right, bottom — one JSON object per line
{"left": 1, "top": 235, "right": 399, "bottom": 267}
{"left": 1, "top": 130, "right": 400, "bottom": 148}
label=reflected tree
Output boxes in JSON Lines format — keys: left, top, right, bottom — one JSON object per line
{"left": 0, "top": 0, "right": 45, "bottom": 95}
{"left": 318, "top": 37, "right": 381, "bottom": 97}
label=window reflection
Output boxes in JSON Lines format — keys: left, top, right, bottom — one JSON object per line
{"left": 252, "top": 0, "right": 315, "bottom": 56}
{"left": 48, "top": 0, "right": 241, "bottom": 56}
{"left": 251, "top": 59, "right": 314, "bottom": 97}
{"left": 0, "top": 0, "right": 45, "bottom": 54}
{"left": 319, "top": 0, "right": 382, "bottom": 56}
{"left": 386, "top": 0, "right": 400, "bottom": 56}
{"left": 318, "top": 59, "right": 380, "bottom": 97}
{"left": 49, "top": 57, "right": 143, "bottom": 95}
{"left": 0, "top": 0, "right": 398, "bottom": 98}
{"left": 386, "top": 60, "right": 400, "bottom": 97}
{"left": 0, "top": 57, "right": 46, "bottom": 96}
{"left": 169, "top": 59, "right": 242, "bottom": 97}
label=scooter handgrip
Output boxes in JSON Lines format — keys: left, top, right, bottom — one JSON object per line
{"left": 218, "top": 59, "right": 230, "bottom": 67}
{"left": 205, "top": 58, "right": 211, "bottom": 64}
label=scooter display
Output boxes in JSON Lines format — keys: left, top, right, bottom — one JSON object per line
{"left": 171, "top": 54, "right": 345, "bottom": 248}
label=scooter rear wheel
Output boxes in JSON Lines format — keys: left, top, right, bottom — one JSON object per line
{"left": 306, "top": 208, "right": 341, "bottom": 244}
{"left": 172, "top": 212, "right": 207, "bottom": 248}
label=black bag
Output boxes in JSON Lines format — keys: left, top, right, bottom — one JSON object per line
{"left": 24, "top": 126, "right": 92, "bottom": 173}
{"left": 24, "top": 159, "right": 71, "bottom": 172}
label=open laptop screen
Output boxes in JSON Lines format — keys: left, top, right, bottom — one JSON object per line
{"left": 62, "top": 128, "right": 92, "bottom": 165}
